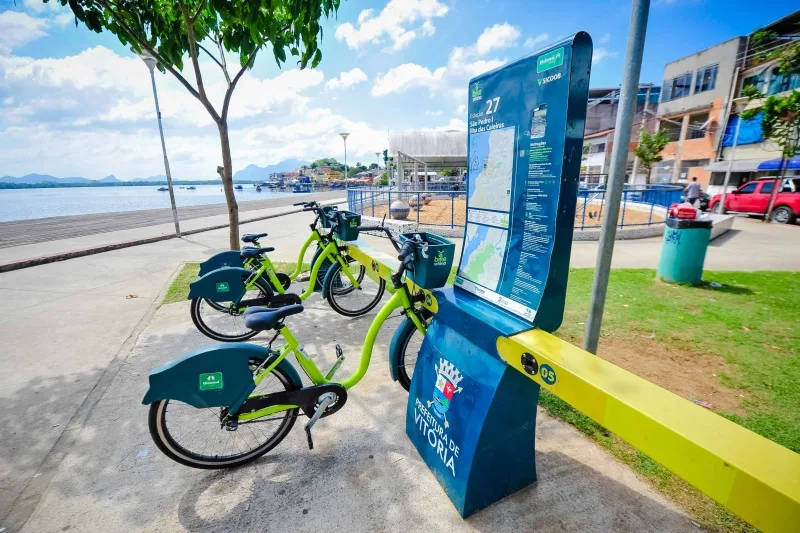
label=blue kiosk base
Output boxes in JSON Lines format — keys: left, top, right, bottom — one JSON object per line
{"left": 406, "top": 288, "right": 541, "bottom": 517}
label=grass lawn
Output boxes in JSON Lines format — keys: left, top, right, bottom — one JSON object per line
{"left": 163, "top": 262, "right": 798, "bottom": 531}
{"left": 546, "top": 269, "right": 800, "bottom": 532}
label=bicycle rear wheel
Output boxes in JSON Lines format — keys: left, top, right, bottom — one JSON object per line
{"left": 323, "top": 260, "right": 386, "bottom": 317}
{"left": 190, "top": 276, "right": 273, "bottom": 342}
{"left": 149, "top": 360, "right": 299, "bottom": 469}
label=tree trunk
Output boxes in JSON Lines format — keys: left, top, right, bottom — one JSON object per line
{"left": 217, "top": 121, "right": 240, "bottom": 249}
{"left": 646, "top": 166, "right": 652, "bottom": 185}
{"left": 765, "top": 156, "right": 787, "bottom": 223}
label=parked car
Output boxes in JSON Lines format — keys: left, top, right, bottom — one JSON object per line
{"left": 680, "top": 192, "right": 711, "bottom": 211}
{"left": 708, "top": 178, "right": 800, "bottom": 224}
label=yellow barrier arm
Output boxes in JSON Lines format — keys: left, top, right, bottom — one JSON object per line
{"left": 497, "top": 329, "right": 800, "bottom": 533}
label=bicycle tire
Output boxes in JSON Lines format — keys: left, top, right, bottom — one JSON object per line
{"left": 190, "top": 276, "right": 273, "bottom": 342}
{"left": 148, "top": 360, "right": 299, "bottom": 469}
{"left": 323, "top": 260, "right": 386, "bottom": 317}
{"left": 391, "top": 311, "right": 431, "bottom": 391}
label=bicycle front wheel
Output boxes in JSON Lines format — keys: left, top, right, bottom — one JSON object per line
{"left": 323, "top": 260, "right": 386, "bottom": 317}
{"left": 148, "top": 360, "right": 299, "bottom": 469}
{"left": 391, "top": 311, "right": 431, "bottom": 391}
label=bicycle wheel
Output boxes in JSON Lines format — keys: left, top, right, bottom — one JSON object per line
{"left": 391, "top": 311, "right": 431, "bottom": 391}
{"left": 310, "top": 245, "right": 335, "bottom": 291}
{"left": 190, "top": 276, "right": 273, "bottom": 342}
{"left": 324, "top": 260, "right": 386, "bottom": 317}
{"left": 149, "top": 360, "right": 299, "bottom": 469}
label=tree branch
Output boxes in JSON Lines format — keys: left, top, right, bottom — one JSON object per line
{"left": 191, "top": 0, "right": 208, "bottom": 22}
{"left": 216, "top": 38, "right": 232, "bottom": 85}
{"left": 177, "top": 0, "right": 211, "bottom": 105}
{"left": 198, "top": 43, "right": 231, "bottom": 84}
{"left": 221, "top": 47, "right": 260, "bottom": 122}
{"left": 94, "top": 0, "right": 203, "bottom": 102}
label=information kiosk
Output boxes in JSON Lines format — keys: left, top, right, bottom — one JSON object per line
{"left": 405, "top": 32, "right": 592, "bottom": 517}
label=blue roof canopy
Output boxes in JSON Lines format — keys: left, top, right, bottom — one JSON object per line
{"left": 757, "top": 156, "right": 800, "bottom": 171}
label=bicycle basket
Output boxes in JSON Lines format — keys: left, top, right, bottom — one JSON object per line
{"left": 334, "top": 210, "right": 362, "bottom": 241}
{"left": 319, "top": 206, "right": 338, "bottom": 229}
{"left": 399, "top": 232, "right": 455, "bottom": 289}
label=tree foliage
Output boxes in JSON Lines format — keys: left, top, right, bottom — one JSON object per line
{"left": 633, "top": 128, "right": 670, "bottom": 183}
{"left": 53, "top": 0, "right": 341, "bottom": 249}
{"left": 750, "top": 30, "right": 800, "bottom": 76}
{"left": 742, "top": 89, "right": 800, "bottom": 159}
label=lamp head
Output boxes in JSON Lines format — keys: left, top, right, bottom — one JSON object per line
{"left": 139, "top": 50, "right": 158, "bottom": 72}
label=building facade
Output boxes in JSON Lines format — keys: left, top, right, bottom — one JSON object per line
{"left": 707, "top": 10, "right": 800, "bottom": 194}
{"left": 654, "top": 37, "right": 747, "bottom": 186}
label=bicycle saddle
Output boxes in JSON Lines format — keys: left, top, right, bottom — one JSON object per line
{"left": 240, "top": 246, "right": 275, "bottom": 259}
{"left": 242, "top": 232, "right": 268, "bottom": 243}
{"left": 244, "top": 304, "right": 304, "bottom": 331}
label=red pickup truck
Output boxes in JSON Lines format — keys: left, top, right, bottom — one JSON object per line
{"left": 709, "top": 177, "right": 800, "bottom": 224}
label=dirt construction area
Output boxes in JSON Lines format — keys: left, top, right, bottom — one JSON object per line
{"left": 365, "top": 197, "right": 662, "bottom": 229}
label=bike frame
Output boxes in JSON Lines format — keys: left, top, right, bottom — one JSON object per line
{"left": 236, "top": 285, "right": 426, "bottom": 422}
{"left": 241, "top": 229, "right": 362, "bottom": 301}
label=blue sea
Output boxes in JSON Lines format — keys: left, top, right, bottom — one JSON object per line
{"left": 0, "top": 185, "right": 299, "bottom": 222}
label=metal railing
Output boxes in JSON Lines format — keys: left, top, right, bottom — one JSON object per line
{"left": 347, "top": 184, "right": 682, "bottom": 231}
{"left": 575, "top": 184, "right": 682, "bottom": 230}
{"left": 348, "top": 187, "right": 466, "bottom": 228}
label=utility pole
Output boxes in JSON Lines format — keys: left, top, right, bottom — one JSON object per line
{"left": 141, "top": 52, "right": 180, "bottom": 238}
{"left": 630, "top": 83, "right": 652, "bottom": 184}
{"left": 719, "top": 115, "right": 742, "bottom": 214}
{"left": 340, "top": 133, "right": 350, "bottom": 182}
{"left": 584, "top": 0, "right": 651, "bottom": 354}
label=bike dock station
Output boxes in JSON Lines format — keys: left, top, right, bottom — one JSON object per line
{"left": 397, "top": 33, "right": 800, "bottom": 532}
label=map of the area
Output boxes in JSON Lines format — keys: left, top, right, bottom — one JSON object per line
{"left": 468, "top": 126, "right": 515, "bottom": 212}
{"left": 459, "top": 223, "right": 508, "bottom": 291}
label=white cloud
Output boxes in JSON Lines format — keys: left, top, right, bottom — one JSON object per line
{"left": 371, "top": 22, "right": 514, "bottom": 99}
{"left": 424, "top": 110, "right": 442, "bottom": 116}
{"left": 372, "top": 63, "right": 445, "bottom": 96}
{"left": 325, "top": 68, "right": 368, "bottom": 90}
{"left": 474, "top": 23, "right": 520, "bottom": 56}
{"left": 599, "top": 32, "right": 611, "bottom": 45}
{"left": 423, "top": 118, "right": 466, "bottom": 132}
{"left": 0, "top": 11, "right": 49, "bottom": 53}
{"left": 592, "top": 48, "right": 618, "bottom": 63}
{"left": 335, "top": 0, "right": 448, "bottom": 52}
{"left": 524, "top": 33, "right": 549, "bottom": 49}
{"left": 54, "top": 12, "right": 75, "bottom": 26}
{"left": 0, "top": 45, "right": 381, "bottom": 179}
{"left": 455, "top": 104, "right": 466, "bottom": 115}
{"left": 22, "top": 0, "right": 62, "bottom": 13}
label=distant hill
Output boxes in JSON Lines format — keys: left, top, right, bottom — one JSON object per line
{"left": 233, "top": 159, "right": 309, "bottom": 182}
{"left": 130, "top": 175, "right": 167, "bottom": 182}
{"left": 0, "top": 173, "right": 92, "bottom": 184}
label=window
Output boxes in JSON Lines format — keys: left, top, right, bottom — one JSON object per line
{"left": 662, "top": 72, "right": 693, "bottom": 102}
{"left": 661, "top": 120, "right": 683, "bottom": 142}
{"left": 738, "top": 182, "right": 758, "bottom": 194}
{"left": 687, "top": 113, "right": 710, "bottom": 140}
{"left": 694, "top": 64, "right": 719, "bottom": 94}
{"left": 785, "top": 179, "right": 800, "bottom": 193}
{"left": 761, "top": 181, "right": 774, "bottom": 194}
{"left": 768, "top": 68, "right": 800, "bottom": 95}
{"left": 589, "top": 143, "right": 606, "bottom": 153}
{"left": 740, "top": 69, "right": 766, "bottom": 95}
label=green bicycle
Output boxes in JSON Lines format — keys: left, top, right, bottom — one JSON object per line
{"left": 189, "top": 202, "right": 386, "bottom": 342}
{"left": 143, "top": 230, "right": 454, "bottom": 468}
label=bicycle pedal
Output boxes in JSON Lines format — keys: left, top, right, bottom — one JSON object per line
{"left": 325, "top": 345, "right": 345, "bottom": 380}
{"left": 225, "top": 419, "right": 239, "bottom": 432}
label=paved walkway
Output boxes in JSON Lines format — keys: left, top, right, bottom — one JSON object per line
{"left": 18, "top": 301, "right": 698, "bottom": 533}
{"left": 0, "top": 190, "right": 345, "bottom": 249}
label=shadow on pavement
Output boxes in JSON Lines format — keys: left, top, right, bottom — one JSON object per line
{"left": 11, "top": 298, "right": 699, "bottom": 533}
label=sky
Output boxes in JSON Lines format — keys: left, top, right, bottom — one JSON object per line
{"left": 0, "top": 0, "right": 796, "bottom": 180}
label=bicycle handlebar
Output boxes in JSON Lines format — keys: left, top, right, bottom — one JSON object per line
{"left": 294, "top": 201, "right": 319, "bottom": 208}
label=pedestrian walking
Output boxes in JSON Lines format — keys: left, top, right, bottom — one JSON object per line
{"left": 684, "top": 177, "right": 702, "bottom": 208}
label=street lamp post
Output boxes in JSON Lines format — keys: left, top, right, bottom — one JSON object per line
{"left": 340, "top": 133, "right": 350, "bottom": 183}
{"left": 140, "top": 51, "right": 181, "bottom": 238}
{"left": 375, "top": 151, "right": 382, "bottom": 184}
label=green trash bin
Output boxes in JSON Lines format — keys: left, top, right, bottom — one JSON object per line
{"left": 657, "top": 217, "right": 713, "bottom": 285}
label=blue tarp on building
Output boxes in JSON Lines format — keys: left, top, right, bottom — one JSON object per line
{"left": 722, "top": 113, "right": 764, "bottom": 147}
